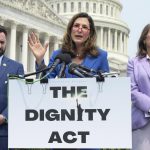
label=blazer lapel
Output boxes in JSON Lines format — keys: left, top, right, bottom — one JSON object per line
{"left": 0, "top": 56, "right": 9, "bottom": 78}
{"left": 141, "top": 57, "right": 150, "bottom": 79}
{"left": 83, "top": 56, "right": 97, "bottom": 69}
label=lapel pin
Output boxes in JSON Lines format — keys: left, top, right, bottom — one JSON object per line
{"left": 3, "top": 63, "right": 7, "bottom": 67}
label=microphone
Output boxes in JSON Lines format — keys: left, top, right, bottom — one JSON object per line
{"left": 69, "top": 63, "right": 94, "bottom": 78}
{"left": 38, "top": 64, "right": 47, "bottom": 79}
{"left": 75, "top": 65, "right": 94, "bottom": 77}
{"left": 57, "top": 54, "right": 72, "bottom": 78}
{"left": 68, "top": 63, "right": 85, "bottom": 78}
{"left": 101, "top": 71, "right": 120, "bottom": 77}
{"left": 78, "top": 65, "right": 96, "bottom": 73}
{"left": 58, "top": 62, "right": 66, "bottom": 78}
{"left": 48, "top": 53, "right": 68, "bottom": 73}
{"left": 9, "top": 74, "right": 24, "bottom": 79}
{"left": 24, "top": 53, "right": 71, "bottom": 78}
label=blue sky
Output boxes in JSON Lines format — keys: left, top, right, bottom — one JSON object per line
{"left": 120, "top": 0, "right": 150, "bottom": 57}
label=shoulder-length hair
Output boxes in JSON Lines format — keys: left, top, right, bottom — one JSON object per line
{"left": 61, "top": 12, "right": 98, "bottom": 58}
{"left": 137, "top": 24, "right": 150, "bottom": 58}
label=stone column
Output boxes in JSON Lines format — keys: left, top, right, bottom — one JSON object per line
{"left": 82, "top": 1, "right": 86, "bottom": 12}
{"left": 103, "top": 3, "right": 106, "bottom": 15}
{"left": 122, "top": 33, "right": 125, "bottom": 54}
{"left": 104, "top": 29, "right": 107, "bottom": 49}
{"left": 67, "top": 1, "right": 71, "bottom": 13}
{"left": 97, "top": 2, "right": 100, "bottom": 13}
{"left": 109, "top": 5, "right": 111, "bottom": 16}
{"left": 124, "top": 34, "right": 128, "bottom": 55}
{"left": 22, "top": 26, "right": 28, "bottom": 72}
{"left": 119, "top": 31, "right": 123, "bottom": 53}
{"left": 89, "top": 1, "right": 93, "bottom": 13}
{"left": 9, "top": 22, "right": 17, "bottom": 60}
{"left": 54, "top": 37, "right": 59, "bottom": 50}
{"left": 100, "top": 27, "right": 103, "bottom": 48}
{"left": 74, "top": 1, "right": 78, "bottom": 13}
{"left": 0, "top": 17, "right": 5, "bottom": 26}
{"left": 108, "top": 28, "right": 111, "bottom": 51}
{"left": 49, "top": 36, "right": 59, "bottom": 57}
{"left": 96, "top": 27, "right": 101, "bottom": 48}
{"left": 60, "top": 2, "right": 63, "bottom": 14}
{"left": 114, "top": 29, "right": 118, "bottom": 52}
{"left": 114, "top": 7, "right": 117, "bottom": 17}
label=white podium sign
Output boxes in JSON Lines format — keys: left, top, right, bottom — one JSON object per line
{"left": 8, "top": 77, "right": 131, "bottom": 149}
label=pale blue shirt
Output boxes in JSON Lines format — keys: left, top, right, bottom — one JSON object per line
{"left": 0, "top": 55, "right": 3, "bottom": 66}
{"left": 146, "top": 54, "right": 150, "bottom": 60}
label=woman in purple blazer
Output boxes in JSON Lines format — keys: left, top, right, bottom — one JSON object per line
{"left": 127, "top": 24, "right": 150, "bottom": 150}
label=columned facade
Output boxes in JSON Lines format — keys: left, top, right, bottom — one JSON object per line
{"left": 22, "top": 26, "right": 28, "bottom": 72}
{"left": 94, "top": 27, "right": 128, "bottom": 56}
{"left": 47, "top": 0, "right": 130, "bottom": 74}
{"left": 0, "top": 0, "right": 130, "bottom": 75}
{"left": 9, "top": 22, "right": 17, "bottom": 61}
{"left": 0, "top": 0, "right": 66, "bottom": 73}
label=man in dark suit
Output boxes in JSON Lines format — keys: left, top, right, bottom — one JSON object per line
{"left": 0, "top": 26, "right": 24, "bottom": 150}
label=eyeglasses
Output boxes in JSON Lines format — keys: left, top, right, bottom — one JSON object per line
{"left": 72, "top": 24, "right": 90, "bottom": 32}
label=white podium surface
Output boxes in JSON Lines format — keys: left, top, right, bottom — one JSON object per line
{"left": 8, "top": 77, "right": 132, "bottom": 149}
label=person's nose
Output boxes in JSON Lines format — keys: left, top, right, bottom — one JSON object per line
{"left": 78, "top": 27, "right": 82, "bottom": 32}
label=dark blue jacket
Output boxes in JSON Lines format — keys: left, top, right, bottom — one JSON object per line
{"left": 0, "top": 56, "right": 24, "bottom": 136}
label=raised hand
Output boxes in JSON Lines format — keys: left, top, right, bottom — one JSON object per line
{"left": 28, "top": 32, "right": 49, "bottom": 65}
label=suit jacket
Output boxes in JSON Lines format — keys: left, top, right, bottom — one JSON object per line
{"left": 0, "top": 56, "right": 24, "bottom": 136}
{"left": 127, "top": 56, "right": 150, "bottom": 130}
{"left": 44, "top": 48, "right": 109, "bottom": 78}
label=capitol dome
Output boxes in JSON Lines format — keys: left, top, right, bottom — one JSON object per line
{"left": 0, "top": 0, "right": 129, "bottom": 75}
{"left": 46, "top": 0, "right": 130, "bottom": 74}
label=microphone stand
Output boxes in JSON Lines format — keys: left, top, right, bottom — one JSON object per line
{"left": 24, "top": 65, "right": 52, "bottom": 78}
{"left": 57, "top": 62, "right": 66, "bottom": 78}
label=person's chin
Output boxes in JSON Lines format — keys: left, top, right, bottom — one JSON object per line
{"left": 0, "top": 51, "right": 4, "bottom": 56}
{"left": 74, "top": 40, "right": 84, "bottom": 45}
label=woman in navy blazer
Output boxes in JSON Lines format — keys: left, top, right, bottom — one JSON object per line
{"left": 45, "top": 48, "right": 109, "bottom": 78}
{"left": 29, "top": 12, "right": 109, "bottom": 150}
{"left": 127, "top": 24, "right": 150, "bottom": 150}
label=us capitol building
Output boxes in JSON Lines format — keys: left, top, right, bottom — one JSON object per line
{"left": 0, "top": 0, "right": 129, "bottom": 75}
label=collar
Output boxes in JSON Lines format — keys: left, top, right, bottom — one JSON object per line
{"left": 0, "top": 55, "right": 3, "bottom": 66}
{"left": 146, "top": 54, "right": 150, "bottom": 61}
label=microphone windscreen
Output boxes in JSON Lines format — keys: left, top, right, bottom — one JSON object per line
{"left": 62, "top": 53, "right": 72, "bottom": 64}
{"left": 68, "top": 63, "right": 77, "bottom": 72}
{"left": 55, "top": 53, "right": 72, "bottom": 64}
{"left": 54, "top": 53, "right": 64, "bottom": 60}
{"left": 69, "top": 63, "right": 78, "bottom": 70}
{"left": 68, "top": 63, "right": 85, "bottom": 78}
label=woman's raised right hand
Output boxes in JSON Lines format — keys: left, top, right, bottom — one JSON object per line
{"left": 28, "top": 32, "right": 49, "bottom": 65}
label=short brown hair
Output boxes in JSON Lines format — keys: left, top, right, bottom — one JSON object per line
{"left": 0, "top": 25, "right": 7, "bottom": 37}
